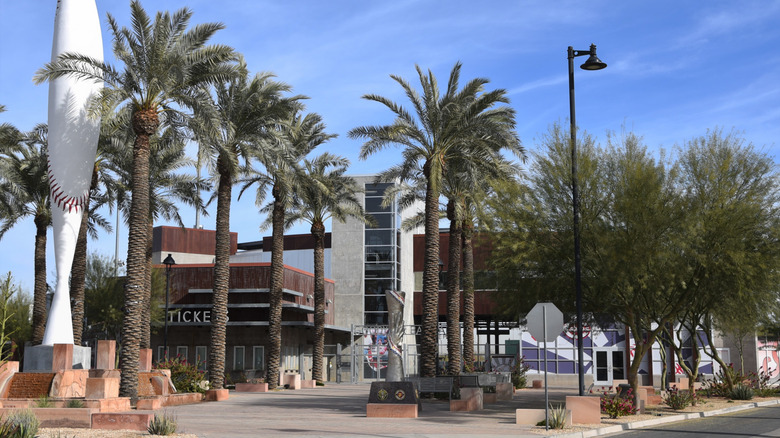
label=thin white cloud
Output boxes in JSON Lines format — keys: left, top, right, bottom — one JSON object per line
{"left": 509, "top": 75, "right": 567, "bottom": 95}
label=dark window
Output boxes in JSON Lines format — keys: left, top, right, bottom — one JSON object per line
{"left": 365, "top": 230, "right": 392, "bottom": 246}
{"left": 366, "top": 246, "right": 393, "bottom": 262}
{"left": 365, "top": 279, "right": 394, "bottom": 295}
{"left": 365, "top": 197, "right": 390, "bottom": 213}
{"left": 367, "top": 213, "right": 393, "bottom": 229}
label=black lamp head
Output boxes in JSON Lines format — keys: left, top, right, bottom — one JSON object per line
{"left": 163, "top": 253, "right": 176, "bottom": 267}
{"left": 580, "top": 44, "right": 607, "bottom": 71}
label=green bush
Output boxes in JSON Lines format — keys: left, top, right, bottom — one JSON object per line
{"left": 1, "top": 409, "right": 39, "bottom": 438}
{"left": 147, "top": 411, "right": 177, "bottom": 435}
{"left": 730, "top": 384, "right": 754, "bottom": 400}
{"left": 600, "top": 389, "right": 637, "bottom": 418}
{"left": 154, "top": 356, "right": 208, "bottom": 394}
{"left": 663, "top": 387, "right": 696, "bottom": 410}
{"left": 512, "top": 356, "right": 531, "bottom": 389}
{"left": 538, "top": 403, "right": 567, "bottom": 429}
{"left": 65, "top": 399, "right": 85, "bottom": 408}
{"left": 34, "top": 395, "right": 52, "bottom": 408}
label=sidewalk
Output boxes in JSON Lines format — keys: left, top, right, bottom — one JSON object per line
{"left": 164, "top": 384, "right": 780, "bottom": 438}
{"left": 167, "top": 384, "right": 565, "bottom": 437}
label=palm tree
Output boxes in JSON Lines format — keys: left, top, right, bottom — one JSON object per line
{"left": 34, "top": 1, "right": 238, "bottom": 402}
{"left": 70, "top": 119, "right": 123, "bottom": 345}
{"left": 349, "top": 62, "right": 521, "bottom": 377}
{"left": 0, "top": 124, "right": 51, "bottom": 344}
{"left": 288, "top": 152, "right": 366, "bottom": 385}
{"left": 241, "top": 110, "right": 328, "bottom": 388}
{"left": 105, "top": 123, "right": 210, "bottom": 348}
{"left": 192, "top": 69, "right": 299, "bottom": 390}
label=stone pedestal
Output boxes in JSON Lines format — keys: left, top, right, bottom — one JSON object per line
{"left": 206, "top": 389, "right": 229, "bottom": 401}
{"left": 86, "top": 377, "right": 120, "bottom": 399}
{"left": 96, "top": 340, "right": 116, "bottom": 370}
{"left": 139, "top": 349, "right": 153, "bottom": 371}
{"left": 450, "top": 387, "right": 483, "bottom": 411}
{"left": 23, "top": 345, "right": 91, "bottom": 372}
{"left": 565, "top": 395, "right": 601, "bottom": 424}
{"left": 366, "top": 381, "right": 419, "bottom": 417}
{"left": 235, "top": 383, "right": 268, "bottom": 392}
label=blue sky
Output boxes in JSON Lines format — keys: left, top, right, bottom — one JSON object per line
{"left": 1, "top": 0, "right": 779, "bottom": 292}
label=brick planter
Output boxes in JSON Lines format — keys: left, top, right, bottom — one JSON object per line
{"left": 235, "top": 383, "right": 269, "bottom": 392}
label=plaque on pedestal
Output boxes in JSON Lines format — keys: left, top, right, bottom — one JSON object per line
{"left": 367, "top": 381, "right": 419, "bottom": 418}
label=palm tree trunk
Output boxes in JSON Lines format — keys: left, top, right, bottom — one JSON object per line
{"left": 119, "top": 108, "right": 157, "bottom": 404}
{"left": 421, "top": 169, "right": 441, "bottom": 378}
{"left": 32, "top": 213, "right": 48, "bottom": 345}
{"left": 70, "top": 200, "right": 89, "bottom": 345}
{"left": 209, "top": 161, "right": 231, "bottom": 390}
{"left": 141, "top": 220, "right": 153, "bottom": 349}
{"left": 445, "top": 199, "right": 462, "bottom": 376}
{"left": 267, "top": 184, "right": 285, "bottom": 389}
{"left": 312, "top": 221, "right": 326, "bottom": 385}
{"left": 462, "top": 217, "right": 475, "bottom": 371}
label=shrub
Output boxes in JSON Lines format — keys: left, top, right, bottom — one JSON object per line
{"left": 66, "top": 399, "right": 85, "bottom": 408}
{"left": 600, "top": 389, "right": 637, "bottom": 418}
{"left": 154, "top": 356, "right": 208, "bottom": 394}
{"left": 34, "top": 395, "right": 52, "bottom": 408}
{"left": 1, "top": 409, "right": 39, "bottom": 438}
{"left": 663, "top": 386, "right": 696, "bottom": 410}
{"left": 535, "top": 404, "right": 568, "bottom": 429}
{"left": 147, "top": 411, "right": 177, "bottom": 435}
{"left": 730, "top": 384, "right": 754, "bottom": 400}
{"left": 512, "top": 356, "right": 531, "bottom": 389}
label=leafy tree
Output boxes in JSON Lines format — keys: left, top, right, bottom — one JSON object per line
{"left": 288, "top": 153, "right": 365, "bottom": 384}
{"left": 0, "top": 124, "right": 51, "bottom": 344}
{"left": 350, "top": 62, "right": 521, "bottom": 377}
{"left": 192, "top": 68, "right": 299, "bottom": 390}
{"left": 35, "top": 1, "right": 238, "bottom": 402}
{"left": 674, "top": 129, "right": 780, "bottom": 391}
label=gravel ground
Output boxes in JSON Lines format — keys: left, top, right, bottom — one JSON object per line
{"left": 36, "top": 430, "right": 198, "bottom": 438}
{"left": 527, "top": 396, "right": 775, "bottom": 435}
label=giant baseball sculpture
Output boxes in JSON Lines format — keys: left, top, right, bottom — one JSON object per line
{"left": 42, "top": 0, "right": 103, "bottom": 345}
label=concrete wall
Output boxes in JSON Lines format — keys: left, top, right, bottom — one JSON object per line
{"left": 332, "top": 212, "right": 365, "bottom": 329}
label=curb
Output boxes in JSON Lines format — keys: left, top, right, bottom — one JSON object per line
{"left": 551, "top": 399, "right": 780, "bottom": 437}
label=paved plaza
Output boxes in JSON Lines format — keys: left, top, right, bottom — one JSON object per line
{"left": 166, "top": 384, "right": 569, "bottom": 437}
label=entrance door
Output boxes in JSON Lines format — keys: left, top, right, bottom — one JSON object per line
{"left": 593, "top": 348, "right": 625, "bottom": 386}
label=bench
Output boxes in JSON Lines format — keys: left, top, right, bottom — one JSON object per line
{"left": 413, "top": 377, "right": 454, "bottom": 399}
{"left": 458, "top": 375, "right": 479, "bottom": 388}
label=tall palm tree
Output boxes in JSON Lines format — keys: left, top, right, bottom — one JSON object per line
{"left": 0, "top": 124, "right": 51, "bottom": 344}
{"left": 288, "top": 152, "right": 367, "bottom": 385}
{"left": 192, "top": 69, "right": 299, "bottom": 390}
{"left": 241, "top": 110, "right": 328, "bottom": 389}
{"left": 106, "top": 123, "right": 210, "bottom": 346}
{"left": 349, "top": 62, "right": 521, "bottom": 377}
{"left": 35, "top": 1, "right": 238, "bottom": 402}
{"left": 70, "top": 117, "right": 125, "bottom": 345}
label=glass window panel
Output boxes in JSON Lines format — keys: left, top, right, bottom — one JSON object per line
{"left": 234, "top": 346, "right": 245, "bottom": 371}
{"left": 365, "top": 279, "right": 394, "bottom": 295}
{"left": 365, "top": 197, "right": 390, "bottom": 213}
{"left": 366, "top": 246, "right": 393, "bottom": 262}
{"left": 365, "top": 263, "right": 394, "bottom": 279}
{"left": 176, "top": 346, "right": 188, "bottom": 362}
{"left": 367, "top": 213, "right": 393, "bottom": 229}
{"left": 195, "top": 346, "right": 207, "bottom": 371}
{"left": 365, "top": 183, "right": 392, "bottom": 196}
{"left": 253, "top": 346, "right": 265, "bottom": 370}
{"left": 365, "top": 312, "right": 388, "bottom": 325}
{"left": 365, "top": 230, "right": 391, "bottom": 246}
{"left": 365, "top": 295, "right": 388, "bottom": 311}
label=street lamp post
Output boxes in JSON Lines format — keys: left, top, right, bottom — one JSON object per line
{"left": 568, "top": 44, "right": 606, "bottom": 396}
{"left": 163, "top": 253, "right": 176, "bottom": 360}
